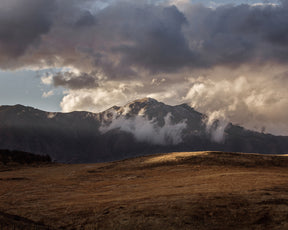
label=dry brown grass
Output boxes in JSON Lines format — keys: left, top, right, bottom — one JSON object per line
{"left": 1, "top": 151, "right": 288, "bottom": 229}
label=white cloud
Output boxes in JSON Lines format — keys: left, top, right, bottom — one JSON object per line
{"left": 60, "top": 81, "right": 145, "bottom": 112}
{"left": 100, "top": 112, "right": 187, "bottom": 145}
{"left": 204, "top": 110, "right": 229, "bottom": 143}
{"left": 42, "top": 90, "right": 54, "bottom": 98}
{"left": 41, "top": 74, "right": 53, "bottom": 85}
{"left": 184, "top": 67, "right": 288, "bottom": 136}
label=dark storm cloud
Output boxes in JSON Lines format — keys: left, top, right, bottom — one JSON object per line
{"left": 2, "top": 0, "right": 288, "bottom": 75}
{"left": 64, "top": 2, "right": 194, "bottom": 78}
{"left": 105, "top": 3, "right": 194, "bottom": 73}
{"left": 84, "top": 0, "right": 288, "bottom": 75}
{"left": 0, "top": 0, "right": 55, "bottom": 60}
{"left": 53, "top": 72, "right": 99, "bottom": 90}
{"left": 183, "top": 1, "right": 288, "bottom": 67}
{"left": 74, "top": 11, "right": 97, "bottom": 27}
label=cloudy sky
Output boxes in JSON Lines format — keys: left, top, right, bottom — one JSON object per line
{"left": 0, "top": 0, "right": 287, "bottom": 136}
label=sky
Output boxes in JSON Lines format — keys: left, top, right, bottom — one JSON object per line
{"left": 0, "top": 0, "right": 287, "bottom": 136}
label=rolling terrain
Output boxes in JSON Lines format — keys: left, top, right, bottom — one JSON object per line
{"left": 1, "top": 151, "right": 288, "bottom": 229}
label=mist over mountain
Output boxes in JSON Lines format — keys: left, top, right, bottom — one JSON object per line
{"left": 0, "top": 98, "right": 287, "bottom": 163}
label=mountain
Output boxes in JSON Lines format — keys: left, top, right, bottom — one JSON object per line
{"left": 0, "top": 98, "right": 287, "bottom": 163}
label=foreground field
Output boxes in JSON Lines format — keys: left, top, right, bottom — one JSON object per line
{"left": 1, "top": 151, "right": 288, "bottom": 229}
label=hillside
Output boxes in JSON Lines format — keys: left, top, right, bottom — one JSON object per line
{"left": 0, "top": 98, "right": 288, "bottom": 163}
{"left": 0, "top": 149, "right": 51, "bottom": 165}
{"left": 1, "top": 151, "right": 288, "bottom": 229}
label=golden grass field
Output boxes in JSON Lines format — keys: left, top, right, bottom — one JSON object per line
{"left": 1, "top": 151, "right": 288, "bottom": 229}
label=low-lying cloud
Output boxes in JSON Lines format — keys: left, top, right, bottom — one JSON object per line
{"left": 204, "top": 111, "right": 229, "bottom": 143}
{"left": 100, "top": 113, "right": 187, "bottom": 145}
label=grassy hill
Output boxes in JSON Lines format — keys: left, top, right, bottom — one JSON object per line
{"left": 1, "top": 151, "right": 288, "bottom": 229}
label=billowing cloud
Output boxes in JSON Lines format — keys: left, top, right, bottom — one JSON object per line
{"left": 60, "top": 80, "right": 144, "bottom": 112}
{"left": 0, "top": 0, "right": 288, "bottom": 136}
{"left": 184, "top": 66, "right": 288, "bottom": 136}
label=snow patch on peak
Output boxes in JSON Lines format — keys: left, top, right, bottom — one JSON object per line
{"left": 138, "top": 108, "right": 146, "bottom": 116}
{"left": 47, "top": 112, "right": 56, "bottom": 119}
{"left": 122, "top": 104, "right": 132, "bottom": 115}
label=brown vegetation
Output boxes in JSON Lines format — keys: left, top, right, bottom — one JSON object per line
{"left": 1, "top": 151, "right": 288, "bottom": 229}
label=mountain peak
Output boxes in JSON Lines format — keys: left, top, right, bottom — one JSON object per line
{"left": 0, "top": 104, "right": 39, "bottom": 114}
{"left": 127, "top": 97, "right": 159, "bottom": 106}
{"left": 116, "top": 97, "right": 162, "bottom": 116}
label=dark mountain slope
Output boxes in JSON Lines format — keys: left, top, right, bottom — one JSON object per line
{"left": 0, "top": 98, "right": 287, "bottom": 163}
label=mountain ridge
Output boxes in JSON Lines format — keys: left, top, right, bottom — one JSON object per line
{"left": 0, "top": 98, "right": 287, "bottom": 163}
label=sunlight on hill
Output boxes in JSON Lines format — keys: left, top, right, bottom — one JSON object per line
{"left": 145, "top": 151, "right": 209, "bottom": 163}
